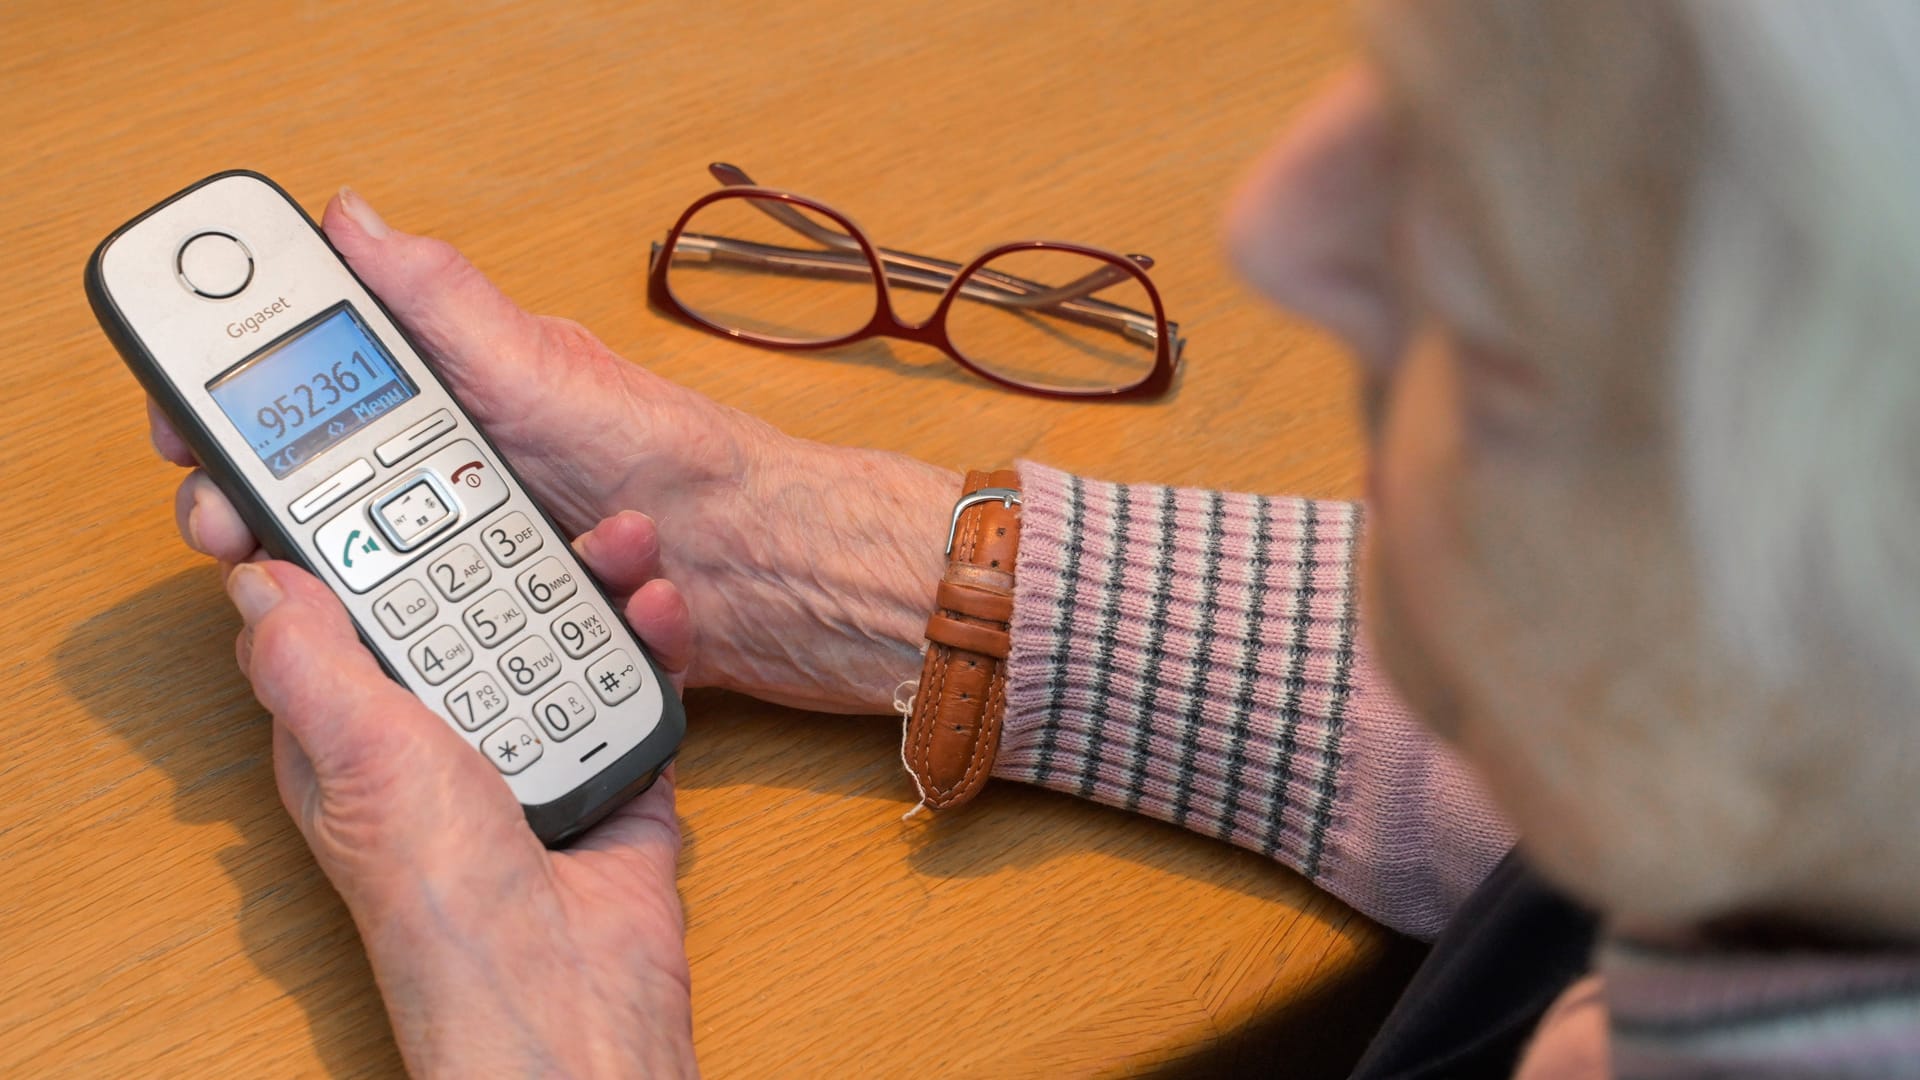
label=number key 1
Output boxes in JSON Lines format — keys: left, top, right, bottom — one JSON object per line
{"left": 372, "top": 578, "right": 436, "bottom": 639}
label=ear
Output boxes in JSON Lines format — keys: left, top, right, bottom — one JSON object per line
{"left": 1225, "top": 65, "right": 1408, "bottom": 371}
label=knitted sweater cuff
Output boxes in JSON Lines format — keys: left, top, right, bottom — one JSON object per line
{"left": 995, "top": 462, "right": 1511, "bottom": 939}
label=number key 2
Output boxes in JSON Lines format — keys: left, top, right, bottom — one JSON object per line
{"left": 427, "top": 542, "right": 492, "bottom": 601}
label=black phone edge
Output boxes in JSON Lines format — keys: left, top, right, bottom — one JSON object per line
{"left": 84, "top": 168, "right": 685, "bottom": 847}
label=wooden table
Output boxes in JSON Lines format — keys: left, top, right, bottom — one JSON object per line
{"left": 1, "top": 2, "right": 1424, "bottom": 1075}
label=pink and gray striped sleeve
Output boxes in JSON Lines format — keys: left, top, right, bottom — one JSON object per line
{"left": 993, "top": 462, "right": 1515, "bottom": 940}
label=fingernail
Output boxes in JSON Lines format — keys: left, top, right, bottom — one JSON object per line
{"left": 227, "top": 563, "right": 284, "bottom": 623}
{"left": 186, "top": 486, "right": 209, "bottom": 551}
{"left": 338, "top": 186, "right": 391, "bottom": 239}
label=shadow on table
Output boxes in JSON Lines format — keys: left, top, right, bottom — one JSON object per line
{"left": 679, "top": 689, "right": 1425, "bottom": 1078}
{"left": 1136, "top": 935, "right": 1427, "bottom": 1080}
{"left": 54, "top": 567, "right": 403, "bottom": 1078}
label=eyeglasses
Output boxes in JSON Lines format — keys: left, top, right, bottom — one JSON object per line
{"left": 647, "top": 164, "right": 1184, "bottom": 400}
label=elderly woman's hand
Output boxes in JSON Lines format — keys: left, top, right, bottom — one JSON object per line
{"left": 151, "top": 188, "right": 956, "bottom": 714}
{"left": 220, "top": 511, "right": 696, "bottom": 1076}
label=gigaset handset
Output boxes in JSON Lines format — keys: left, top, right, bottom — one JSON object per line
{"left": 87, "top": 171, "right": 685, "bottom": 844}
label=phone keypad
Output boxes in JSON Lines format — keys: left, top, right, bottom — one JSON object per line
{"left": 372, "top": 579, "right": 437, "bottom": 639}
{"left": 482, "top": 511, "right": 543, "bottom": 567}
{"left": 499, "top": 635, "right": 563, "bottom": 695}
{"left": 516, "top": 556, "right": 577, "bottom": 613}
{"left": 427, "top": 543, "right": 491, "bottom": 601}
{"left": 463, "top": 589, "right": 528, "bottom": 648}
{"left": 350, "top": 489, "right": 646, "bottom": 782}
{"left": 409, "top": 626, "right": 474, "bottom": 685}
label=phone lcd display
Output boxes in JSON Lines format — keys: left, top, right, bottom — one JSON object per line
{"left": 207, "top": 302, "right": 416, "bottom": 478}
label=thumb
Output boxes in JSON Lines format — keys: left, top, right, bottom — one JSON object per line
{"left": 320, "top": 188, "right": 550, "bottom": 425}
{"left": 227, "top": 562, "right": 537, "bottom": 881}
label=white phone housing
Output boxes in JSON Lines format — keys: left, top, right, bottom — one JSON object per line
{"left": 88, "top": 171, "right": 684, "bottom": 844}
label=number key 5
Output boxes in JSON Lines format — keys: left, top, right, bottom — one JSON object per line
{"left": 464, "top": 589, "right": 528, "bottom": 648}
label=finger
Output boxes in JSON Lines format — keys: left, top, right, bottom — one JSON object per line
{"left": 148, "top": 397, "right": 197, "bottom": 466}
{"left": 174, "top": 470, "right": 259, "bottom": 563}
{"left": 226, "top": 561, "right": 528, "bottom": 864}
{"left": 624, "top": 578, "right": 694, "bottom": 687}
{"left": 320, "top": 188, "right": 548, "bottom": 413}
{"left": 573, "top": 511, "right": 664, "bottom": 594}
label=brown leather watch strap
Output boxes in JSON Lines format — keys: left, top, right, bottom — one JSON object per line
{"left": 903, "top": 469, "right": 1022, "bottom": 811}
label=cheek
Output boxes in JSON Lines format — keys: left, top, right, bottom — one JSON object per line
{"left": 1362, "top": 336, "right": 1479, "bottom": 737}
{"left": 1363, "top": 341, "right": 1771, "bottom": 918}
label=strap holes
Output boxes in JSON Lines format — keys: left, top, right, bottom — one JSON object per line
{"left": 996, "top": 527, "right": 1005, "bottom": 537}
{"left": 990, "top": 559, "right": 1000, "bottom": 568}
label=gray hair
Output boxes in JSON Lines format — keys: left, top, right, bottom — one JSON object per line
{"left": 1675, "top": 2, "right": 1920, "bottom": 702}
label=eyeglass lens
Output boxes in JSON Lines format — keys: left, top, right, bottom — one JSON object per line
{"left": 665, "top": 195, "right": 877, "bottom": 344}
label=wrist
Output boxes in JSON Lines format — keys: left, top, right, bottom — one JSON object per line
{"left": 669, "top": 421, "right": 958, "bottom": 713}
{"left": 364, "top": 898, "right": 697, "bottom": 1079}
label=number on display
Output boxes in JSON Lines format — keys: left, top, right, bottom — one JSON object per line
{"left": 252, "top": 354, "right": 382, "bottom": 440}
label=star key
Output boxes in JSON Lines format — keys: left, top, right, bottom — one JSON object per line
{"left": 482, "top": 718, "right": 543, "bottom": 775}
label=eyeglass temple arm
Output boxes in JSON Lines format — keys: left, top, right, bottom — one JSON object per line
{"left": 707, "top": 163, "right": 1147, "bottom": 317}
{"left": 663, "top": 233, "right": 1171, "bottom": 346}
{"left": 710, "top": 162, "right": 864, "bottom": 253}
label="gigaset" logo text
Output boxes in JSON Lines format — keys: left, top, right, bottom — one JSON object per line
{"left": 226, "top": 296, "right": 292, "bottom": 338}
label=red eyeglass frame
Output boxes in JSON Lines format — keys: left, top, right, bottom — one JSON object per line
{"left": 646, "top": 184, "right": 1183, "bottom": 400}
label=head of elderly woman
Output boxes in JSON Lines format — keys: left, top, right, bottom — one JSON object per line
{"left": 1231, "top": 0, "right": 1920, "bottom": 936}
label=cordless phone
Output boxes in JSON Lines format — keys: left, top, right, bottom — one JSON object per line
{"left": 87, "top": 171, "right": 684, "bottom": 845}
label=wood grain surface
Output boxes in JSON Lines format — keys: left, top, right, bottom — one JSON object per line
{"left": 0, "top": 2, "right": 1424, "bottom": 1076}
